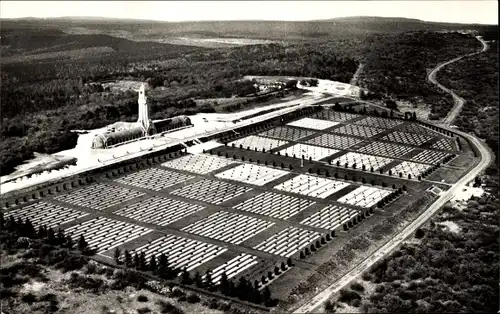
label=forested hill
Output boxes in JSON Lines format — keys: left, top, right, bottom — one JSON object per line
{"left": 0, "top": 16, "right": 491, "bottom": 40}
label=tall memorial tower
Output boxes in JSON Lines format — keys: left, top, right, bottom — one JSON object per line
{"left": 137, "top": 84, "right": 151, "bottom": 134}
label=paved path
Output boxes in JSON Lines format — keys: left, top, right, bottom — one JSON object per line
{"left": 349, "top": 63, "right": 364, "bottom": 86}
{"left": 428, "top": 35, "right": 488, "bottom": 126}
{"left": 293, "top": 37, "right": 494, "bottom": 313}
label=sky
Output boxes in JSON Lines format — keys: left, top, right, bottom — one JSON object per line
{"left": 0, "top": 1, "right": 498, "bottom": 25}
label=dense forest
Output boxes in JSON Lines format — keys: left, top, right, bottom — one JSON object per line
{"left": 0, "top": 23, "right": 493, "bottom": 176}
{"left": 361, "top": 175, "right": 498, "bottom": 313}
{"left": 358, "top": 31, "right": 481, "bottom": 119}
{"left": 0, "top": 27, "right": 359, "bottom": 175}
{"left": 359, "top": 31, "right": 499, "bottom": 313}
{"left": 437, "top": 40, "right": 499, "bottom": 162}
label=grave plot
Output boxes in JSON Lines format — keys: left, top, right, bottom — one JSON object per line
{"left": 54, "top": 183, "right": 145, "bottom": 210}
{"left": 330, "top": 124, "right": 385, "bottom": 138}
{"left": 277, "top": 143, "right": 339, "bottom": 161}
{"left": 411, "top": 150, "right": 451, "bottom": 165}
{"left": 389, "top": 161, "right": 431, "bottom": 178}
{"left": 398, "top": 123, "right": 441, "bottom": 136}
{"left": 65, "top": 217, "right": 152, "bottom": 254}
{"left": 311, "top": 111, "right": 360, "bottom": 122}
{"left": 181, "top": 211, "right": 274, "bottom": 245}
{"left": 304, "top": 133, "right": 362, "bottom": 150}
{"left": 354, "top": 117, "right": 403, "bottom": 129}
{"left": 215, "top": 164, "right": 289, "bottom": 186}
{"left": 253, "top": 226, "right": 321, "bottom": 258}
{"left": 161, "top": 154, "right": 237, "bottom": 175}
{"left": 431, "top": 138, "right": 456, "bottom": 151}
{"left": 126, "top": 234, "right": 227, "bottom": 271}
{"left": 381, "top": 131, "right": 433, "bottom": 146}
{"left": 228, "top": 135, "right": 289, "bottom": 151}
{"left": 114, "top": 167, "right": 194, "bottom": 191}
{"left": 4, "top": 201, "right": 88, "bottom": 229}
{"left": 170, "top": 179, "right": 252, "bottom": 205}
{"left": 203, "top": 253, "right": 259, "bottom": 285}
{"left": 357, "top": 141, "right": 414, "bottom": 158}
{"left": 287, "top": 117, "right": 339, "bottom": 130}
{"left": 259, "top": 126, "right": 316, "bottom": 141}
{"left": 336, "top": 186, "right": 392, "bottom": 208}
{"left": 233, "top": 191, "right": 316, "bottom": 220}
{"left": 273, "top": 174, "right": 350, "bottom": 199}
{"left": 300, "top": 205, "right": 359, "bottom": 231}
{"left": 113, "top": 196, "right": 205, "bottom": 227}
{"left": 330, "top": 152, "right": 393, "bottom": 171}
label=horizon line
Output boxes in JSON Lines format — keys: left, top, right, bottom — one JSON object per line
{"left": 0, "top": 15, "right": 495, "bottom": 26}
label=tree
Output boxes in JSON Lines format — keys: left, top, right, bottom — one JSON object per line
{"left": 24, "top": 218, "right": 36, "bottom": 238}
{"left": 47, "top": 227, "right": 56, "bottom": 245}
{"left": 204, "top": 270, "right": 213, "bottom": 290}
{"left": 56, "top": 228, "right": 65, "bottom": 245}
{"left": 253, "top": 280, "right": 262, "bottom": 304}
{"left": 262, "top": 286, "right": 272, "bottom": 306}
{"left": 181, "top": 267, "right": 192, "bottom": 284}
{"left": 194, "top": 271, "right": 203, "bottom": 287}
{"left": 157, "top": 253, "right": 171, "bottom": 279}
{"left": 77, "top": 234, "right": 88, "bottom": 252}
{"left": 149, "top": 255, "right": 157, "bottom": 274}
{"left": 386, "top": 99, "right": 398, "bottom": 110}
{"left": 65, "top": 235, "right": 74, "bottom": 249}
{"left": 133, "top": 252, "right": 140, "bottom": 269}
{"left": 124, "top": 250, "right": 132, "bottom": 268}
{"left": 114, "top": 248, "right": 121, "bottom": 264}
{"left": 219, "top": 272, "right": 229, "bottom": 294}
{"left": 237, "top": 277, "right": 250, "bottom": 301}
{"left": 139, "top": 252, "right": 147, "bottom": 270}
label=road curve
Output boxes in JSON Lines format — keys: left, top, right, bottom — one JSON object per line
{"left": 428, "top": 35, "right": 488, "bottom": 126}
{"left": 293, "top": 38, "right": 493, "bottom": 314}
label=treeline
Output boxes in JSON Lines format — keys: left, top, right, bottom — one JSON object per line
{"left": 0, "top": 29, "right": 359, "bottom": 175}
{"left": 358, "top": 31, "right": 481, "bottom": 119}
{"left": 115, "top": 245, "right": 277, "bottom": 307}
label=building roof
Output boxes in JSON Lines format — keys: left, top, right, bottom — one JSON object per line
{"left": 92, "top": 127, "right": 144, "bottom": 149}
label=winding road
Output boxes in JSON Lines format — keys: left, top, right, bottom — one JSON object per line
{"left": 428, "top": 35, "right": 489, "bottom": 126}
{"left": 293, "top": 34, "right": 493, "bottom": 313}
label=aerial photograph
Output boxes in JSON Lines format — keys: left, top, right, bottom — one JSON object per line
{"left": 0, "top": 1, "right": 498, "bottom": 313}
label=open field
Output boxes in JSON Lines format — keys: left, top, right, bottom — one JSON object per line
{"left": 1, "top": 108, "right": 475, "bottom": 311}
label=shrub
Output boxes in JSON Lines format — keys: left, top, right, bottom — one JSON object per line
{"left": 187, "top": 293, "right": 200, "bottom": 303}
{"left": 324, "top": 300, "right": 336, "bottom": 313}
{"left": 21, "top": 292, "right": 37, "bottom": 304}
{"left": 209, "top": 298, "right": 219, "bottom": 309}
{"left": 218, "top": 301, "right": 231, "bottom": 311}
{"left": 156, "top": 300, "right": 184, "bottom": 314}
{"left": 137, "top": 294, "right": 149, "bottom": 302}
{"left": 415, "top": 228, "right": 425, "bottom": 239}
{"left": 171, "top": 287, "right": 185, "bottom": 298}
{"left": 350, "top": 282, "right": 365, "bottom": 293}
{"left": 338, "top": 288, "right": 361, "bottom": 304}
{"left": 137, "top": 307, "right": 152, "bottom": 314}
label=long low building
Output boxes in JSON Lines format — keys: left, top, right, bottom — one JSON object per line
{"left": 91, "top": 84, "right": 192, "bottom": 149}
